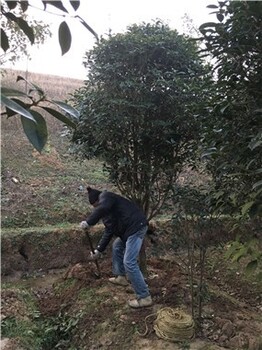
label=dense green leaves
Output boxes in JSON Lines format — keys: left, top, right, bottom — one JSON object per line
{"left": 199, "top": 0, "right": 262, "bottom": 219}
{"left": 225, "top": 239, "right": 261, "bottom": 276}
{"left": 72, "top": 21, "right": 211, "bottom": 218}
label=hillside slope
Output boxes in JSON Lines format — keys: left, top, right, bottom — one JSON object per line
{"left": 1, "top": 69, "right": 111, "bottom": 228}
{"left": 1, "top": 70, "right": 261, "bottom": 350}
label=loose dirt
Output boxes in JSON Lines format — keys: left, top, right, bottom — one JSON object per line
{"left": 1, "top": 249, "right": 261, "bottom": 350}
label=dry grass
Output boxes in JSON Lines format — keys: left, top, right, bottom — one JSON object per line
{"left": 1, "top": 68, "right": 83, "bottom": 100}
{"left": 1, "top": 68, "right": 84, "bottom": 145}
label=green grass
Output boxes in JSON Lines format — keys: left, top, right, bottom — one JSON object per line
{"left": 1, "top": 280, "right": 90, "bottom": 350}
{"left": 1, "top": 286, "right": 43, "bottom": 349}
{"left": 1, "top": 317, "right": 42, "bottom": 349}
{"left": 1, "top": 69, "right": 114, "bottom": 229}
{"left": 1, "top": 128, "right": 111, "bottom": 228}
{"left": 1, "top": 310, "right": 85, "bottom": 350}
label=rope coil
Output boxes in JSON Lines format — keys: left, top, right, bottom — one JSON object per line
{"left": 153, "top": 307, "right": 195, "bottom": 342}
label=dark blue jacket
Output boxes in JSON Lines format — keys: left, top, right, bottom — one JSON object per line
{"left": 85, "top": 191, "right": 148, "bottom": 252}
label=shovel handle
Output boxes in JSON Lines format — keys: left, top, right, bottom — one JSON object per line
{"left": 85, "top": 228, "right": 95, "bottom": 253}
{"left": 84, "top": 228, "right": 101, "bottom": 276}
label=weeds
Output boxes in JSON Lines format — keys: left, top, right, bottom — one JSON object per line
{"left": 37, "top": 310, "right": 85, "bottom": 350}
{"left": 1, "top": 310, "right": 85, "bottom": 350}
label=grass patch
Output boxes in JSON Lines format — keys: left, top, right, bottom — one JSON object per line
{"left": 1, "top": 286, "right": 43, "bottom": 350}
{"left": 1, "top": 317, "right": 43, "bottom": 350}
{"left": 1, "top": 69, "right": 112, "bottom": 229}
{"left": 1, "top": 224, "right": 76, "bottom": 238}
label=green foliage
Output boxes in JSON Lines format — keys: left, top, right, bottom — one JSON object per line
{"left": 37, "top": 310, "right": 84, "bottom": 350}
{"left": 72, "top": 21, "right": 211, "bottom": 218}
{"left": 1, "top": 131, "right": 108, "bottom": 228}
{"left": 199, "top": 0, "right": 262, "bottom": 219}
{"left": 1, "top": 76, "right": 80, "bottom": 152}
{"left": 1, "top": 310, "right": 84, "bottom": 350}
{"left": 1, "top": 317, "right": 43, "bottom": 349}
{"left": 1, "top": 287, "right": 41, "bottom": 349}
{"left": 225, "top": 238, "right": 262, "bottom": 279}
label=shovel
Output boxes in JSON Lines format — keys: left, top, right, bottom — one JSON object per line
{"left": 84, "top": 228, "right": 101, "bottom": 278}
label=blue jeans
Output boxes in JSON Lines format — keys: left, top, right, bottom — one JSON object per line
{"left": 112, "top": 226, "right": 150, "bottom": 299}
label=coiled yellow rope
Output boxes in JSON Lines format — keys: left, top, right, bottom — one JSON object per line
{"left": 153, "top": 307, "right": 195, "bottom": 342}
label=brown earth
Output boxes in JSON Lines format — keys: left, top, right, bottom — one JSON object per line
{"left": 1, "top": 227, "right": 262, "bottom": 350}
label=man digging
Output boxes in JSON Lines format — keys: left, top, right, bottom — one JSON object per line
{"left": 80, "top": 186, "right": 153, "bottom": 308}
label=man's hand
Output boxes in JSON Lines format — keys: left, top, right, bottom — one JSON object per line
{"left": 90, "top": 249, "right": 101, "bottom": 260}
{"left": 80, "top": 221, "right": 89, "bottom": 229}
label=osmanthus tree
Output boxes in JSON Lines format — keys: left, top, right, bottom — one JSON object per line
{"left": 199, "top": 1, "right": 262, "bottom": 220}
{"left": 72, "top": 21, "right": 212, "bottom": 219}
{"left": 1, "top": 0, "right": 98, "bottom": 152}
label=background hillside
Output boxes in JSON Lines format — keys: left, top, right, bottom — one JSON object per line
{"left": 1, "top": 69, "right": 112, "bottom": 228}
